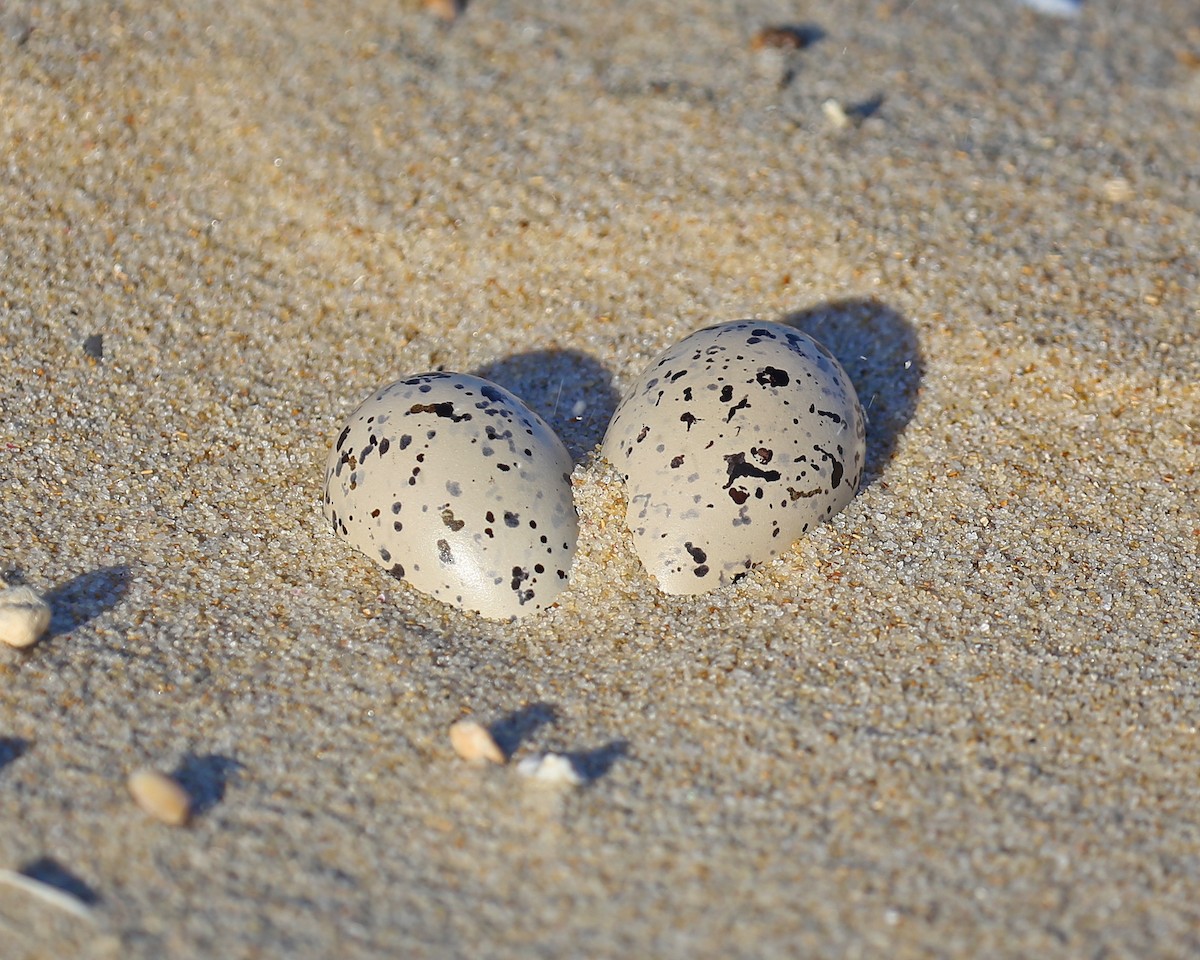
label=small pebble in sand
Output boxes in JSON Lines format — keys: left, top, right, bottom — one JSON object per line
{"left": 423, "top": 0, "right": 464, "bottom": 21}
{"left": 822, "top": 98, "right": 850, "bottom": 129}
{"left": 0, "top": 584, "right": 52, "bottom": 648}
{"left": 516, "top": 753, "right": 584, "bottom": 786}
{"left": 1102, "top": 177, "right": 1134, "bottom": 203}
{"left": 449, "top": 719, "right": 506, "bottom": 764}
{"left": 127, "top": 769, "right": 192, "bottom": 826}
{"left": 750, "top": 25, "right": 812, "bottom": 51}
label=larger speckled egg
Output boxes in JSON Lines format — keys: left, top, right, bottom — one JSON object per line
{"left": 324, "top": 372, "right": 578, "bottom": 620}
{"left": 601, "top": 320, "right": 866, "bottom": 595}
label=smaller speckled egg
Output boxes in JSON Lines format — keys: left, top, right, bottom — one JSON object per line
{"left": 601, "top": 320, "right": 866, "bottom": 595}
{"left": 324, "top": 372, "right": 578, "bottom": 620}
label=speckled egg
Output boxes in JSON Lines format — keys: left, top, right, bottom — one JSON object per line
{"left": 601, "top": 320, "right": 866, "bottom": 595}
{"left": 324, "top": 372, "right": 578, "bottom": 620}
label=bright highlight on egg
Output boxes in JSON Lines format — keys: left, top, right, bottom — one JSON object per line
{"left": 601, "top": 320, "right": 866, "bottom": 595}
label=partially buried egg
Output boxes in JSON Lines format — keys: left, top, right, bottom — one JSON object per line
{"left": 601, "top": 320, "right": 866, "bottom": 595}
{"left": 324, "top": 372, "right": 578, "bottom": 620}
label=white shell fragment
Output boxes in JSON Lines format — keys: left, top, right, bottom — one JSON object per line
{"left": 0, "top": 868, "right": 97, "bottom": 923}
{"left": 127, "top": 769, "right": 192, "bottom": 826}
{"left": 1012, "top": 0, "right": 1082, "bottom": 18}
{"left": 324, "top": 372, "right": 579, "bottom": 620}
{"left": 449, "top": 719, "right": 506, "bottom": 764}
{"left": 822, "top": 98, "right": 850, "bottom": 129}
{"left": 516, "top": 753, "right": 584, "bottom": 786}
{"left": 602, "top": 320, "right": 866, "bottom": 595}
{"left": 0, "top": 584, "right": 52, "bottom": 648}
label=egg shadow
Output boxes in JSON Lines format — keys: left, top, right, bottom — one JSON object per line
{"left": 43, "top": 565, "right": 131, "bottom": 638}
{"left": 781, "top": 298, "right": 923, "bottom": 489}
{"left": 470, "top": 350, "right": 619, "bottom": 462}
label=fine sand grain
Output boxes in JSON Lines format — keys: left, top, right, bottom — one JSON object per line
{"left": 1, "top": 0, "right": 1198, "bottom": 957}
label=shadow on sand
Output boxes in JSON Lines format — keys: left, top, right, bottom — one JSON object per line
{"left": 471, "top": 349, "right": 619, "bottom": 462}
{"left": 782, "top": 298, "right": 923, "bottom": 489}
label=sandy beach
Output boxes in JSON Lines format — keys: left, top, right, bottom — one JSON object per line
{"left": 2, "top": 0, "right": 1198, "bottom": 956}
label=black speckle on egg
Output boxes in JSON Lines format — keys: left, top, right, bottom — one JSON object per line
{"left": 725, "top": 396, "right": 751, "bottom": 422}
{"left": 756, "top": 366, "right": 789, "bottom": 388}
{"left": 723, "top": 451, "right": 781, "bottom": 491}
{"left": 409, "top": 401, "right": 471, "bottom": 423}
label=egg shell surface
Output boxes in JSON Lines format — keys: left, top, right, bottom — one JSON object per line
{"left": 324, "top": 372, "right": 578, "bottom": 620}
{"left": 601, "top": 320, "right": 866, "bottom": 595}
